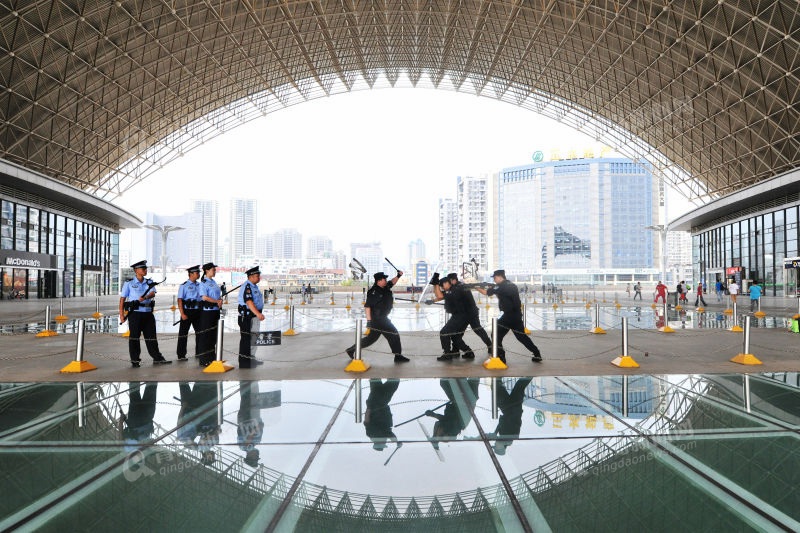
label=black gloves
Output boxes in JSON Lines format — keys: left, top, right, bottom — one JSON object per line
{"left": 429, "top": 272, "right": 440, "bottom": 286}
{"left": 396, "top": 270, "right": 403, "bottom": 278}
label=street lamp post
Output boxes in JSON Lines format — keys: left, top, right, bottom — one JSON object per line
{"left": 645, "top": 224, "right": 669, "bottom": 283}
{"left": 143, "top": 224, "right": 185, "bottom": 277}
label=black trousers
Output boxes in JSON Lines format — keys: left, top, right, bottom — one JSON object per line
{"left": 467, "top": 311, "right": 492, "bottom": 347}
{"left": 176, "top": 309, "right": 201, "bottom": 358}
{"left": 694, "top": 295, "right": 707, "bottom": 306}
{"left": 347, "top": 316, "right": 402, "bottom": 356}
{"left": 198, "top": 310, "right": 221, "bottom": 365}
{"left": 238, "top": 313, "right": 260, "bottom": 367}
{"left": 127, "top": 311, "right": 161, "bottom": 361}
{"left": 440, "top": 314, "right": 471, "bottom": 354}
{"left": 496, "top": 312, "right": 540, "bottom": 358}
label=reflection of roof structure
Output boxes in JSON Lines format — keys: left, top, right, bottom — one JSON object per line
{"left": 1, "top": 2, "right": 798, "bottom": 200}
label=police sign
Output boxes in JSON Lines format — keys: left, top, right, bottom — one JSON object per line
{"left": 254, "top": 331, "right": 281, "bottom": 346}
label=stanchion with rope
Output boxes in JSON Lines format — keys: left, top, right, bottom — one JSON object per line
{"left": 730, "top": 316, "right": 762, "bottom": 365}
{"left": 60, "top": 319, "right": 97, "bottom": 373}
{"left": 658, "top": 301, "right": 674, "bottom": 333}
{"left": 611, "top": 317, "right": 639, "bottom": 368}
{"left": 483, "top": 317, "right": 508, "bottom": 370}
{"left": 590, "top": 303, "right": 605, "bottom": 334}
{"left": 345, "top": 319, "right": 370, "bottom": 372}
{"left": 92, "top": 297, "right": 103, "bottom": 319}
{"left": 729, "top": 302, "right": 743, "bottom": 332}
{"left": 284, "top": 305, "right": 297, "bottom": 336}
{"left": 55, "top": 298, "right": 68, "bottom": 321}
{"left": 203, "top": 318, "right": 234, "bottom": 373}
{"left": 36, "top": 305, "right": 58, "bottom": 337}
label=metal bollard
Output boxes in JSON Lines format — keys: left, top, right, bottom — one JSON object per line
{"left": 354, "top": 378, "right": 363, "bottom": 423}
{"left": 611, "top": 316, "right": 639, "bottom": 367}
{"left": 730, "top": 302, "right": 743, "bottom": 331}
{"left": 591, "top": 304, "right": 605, "bottom": 334}
{"left": 284, "top": 305, "right": 297, "bottom": 335}
{"left": 45, "top": 305, "right": 51, "bottom": 330}
{"left": 215, "top": 318, "right": 225, "bottom": 361}
{"left": 621, "top": 316, "right": 629, "bottom": 358}
{"left": 731, "top": 314, "right": 762, "bottom": 365}
{"left": 491, "top": 378, "right": 498, "bottom": 419}
{"left": 77, "top": 382, "right": 85, "bottom": 428}
{"left": 75, "top": 318, "right": 86, "bottom": 360}
{"left": 491, "top": 317, "right": 499, "bottom": 358}
{"left": 741, "top": 315, "right": 751, "bottom": 355}
{"left": 355, "top": 318, "right": 363, "bottom": 360}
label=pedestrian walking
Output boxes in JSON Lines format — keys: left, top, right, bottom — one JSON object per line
{"left": 728, "top": 279, "right": 739, "bottom": 304}
{"left": 626, "top": 283, "right": 631, "bottom": 298}
{"left": 633, "top": 281, "right": 642, "bottom": 300}
{"left": 715, "top": 279, "right": 723, "bottom": 302}
{"left": 693, "top": 281, "right": 707, "bottom": 306}
{"left": 654, "top": 281, "right": 667, "bottom": 304}
{"left": 748, "top": 281, "right": 762, "bottom": 312}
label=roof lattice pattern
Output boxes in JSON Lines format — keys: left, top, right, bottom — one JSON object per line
{"left": 1, "top": 1, "right": 798, "bottom": 200}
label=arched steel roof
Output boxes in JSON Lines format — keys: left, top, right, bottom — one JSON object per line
{"left": 1, "top": 1, "right": 798, "bottom": 201}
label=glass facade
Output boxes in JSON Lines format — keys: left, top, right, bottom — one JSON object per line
{"left": 694, "top": 204, "right": 800, "bottom": 297}
{"left": 0, "top": 195, "right": 119, "bottom": 299}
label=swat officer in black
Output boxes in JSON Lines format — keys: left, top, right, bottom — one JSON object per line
{"left": 176, "top": 265, "right": 202, "bottom": 361}
{"left": 345, "top": 271, "right": 409, "bottom": 363}
{"left": 364, "top": 378, "right": 401, "bottom": 451}
{"left": 476, "top": 269, "right": 543, "bottom": 363}
{"left": 446, "top": 273, "right": 493, "bottom": 351}
{"left": 432, "top": 275, "right": 474, "bottom": 361}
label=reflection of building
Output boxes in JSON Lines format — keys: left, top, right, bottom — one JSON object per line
{"left": 0, "top": 160, "right": 138, "bottom": 299}
{"left": 497, "top": 158, "right": 660, "bottom": 285}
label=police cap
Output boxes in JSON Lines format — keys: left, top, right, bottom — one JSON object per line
{"left": 245, "top": 266, "right": 261, "bottom": 276}
{"left": 492, "top": 269, "right": 506, "bottom": 278}
{"left": 186, "top": 265, "right": 201, "bottom": 274}
{"left": 130, "top": 260, "right": 148, "bottom": 270}
{"left": 202, "top": 262, "right": 218, "bottom": 271}
{"left": 439, "top": 277, "right": 451, "bottom": 287}
{"left": 373, "top": 272, "right": 389, "bottom": 281}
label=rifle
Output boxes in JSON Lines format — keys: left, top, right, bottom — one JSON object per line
{"left": 120, "top": 277, "right": 165, "bottom": 325}
{"left": 173, "top": 283, "right": 244, "bottom": 326}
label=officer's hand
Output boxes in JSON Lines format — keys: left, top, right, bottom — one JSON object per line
{"left": 425, "top": 410, "right": 435, "bottom": 416}
{"left": 181, "top": 313, "right": 188, "bottom": 320}
{"left": 429, "top": 272, "right": 440, "bottom": 285}
{"left": 217, "top": 299, "right": 223, "bottom": 307}
{"left": 396, "top": 270, "right": 403, "bottom": 278}
{"left": 424, "top": 299, "right": 434, "bottom": 305}
{"left": 257, "top": 312, "right": 265, "bottom": 321}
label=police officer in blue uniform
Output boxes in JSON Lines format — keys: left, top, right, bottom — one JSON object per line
{"left": 238, "top": 266, "right": 265, "bottom": 368}
{"left": 476, "top": 269, "right": 542, "bottom": 363}
{"left": 119, "top": 260, "right": 170, "bottom": 367}
{"left": 198, "top": 262, "right": 223, "bottom": 367}
{"left": 345, "top": 271, "right": 410, "bottom": 363}
{"left": 176, "top": 265, "right": 202, "bottom": 361}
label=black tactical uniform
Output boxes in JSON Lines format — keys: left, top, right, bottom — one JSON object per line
{"left": 346, "top": 272, "right": 408, "bottom": 363}
{"left": 486, "top": 270, "right": 542, "bottom": 362}
{"left": 437, "top": 279, "right": 474, "bottom": 361}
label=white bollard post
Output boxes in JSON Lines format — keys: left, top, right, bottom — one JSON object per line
{"left": 354, "top": 378, "right": 363, "bottom": 423}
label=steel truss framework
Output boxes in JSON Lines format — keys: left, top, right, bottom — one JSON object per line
{"left": 0, "top": 1, "right": 798, "bottom": 201}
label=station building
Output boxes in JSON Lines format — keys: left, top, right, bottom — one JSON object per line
{"left": 0, "top": 160, "right": 140, "bottom": 300}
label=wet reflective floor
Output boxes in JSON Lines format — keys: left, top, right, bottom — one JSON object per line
{"left": 1, "top": 373, "right": 799, "bottom": 531}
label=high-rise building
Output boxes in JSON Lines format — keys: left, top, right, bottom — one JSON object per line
{"left": 438, "top": 198, "right": 458, "bottom": 272}
{"left": 307, "top": 235, "right": 333, "bottom": 258}
{"left": 230, "top": 198, "right": 256, "bottom": 265}
{"left": 273, "top": 228, "right": 302, "bottom": 259}
{"left": 457, "top": 175, "right": 491, "bottom": 275}
{"left": 256, "top": 234, "right": 274, "bottom": 259}
{"left": 496, "top": 157, "right": 660, "bottom": 283}
{"left": 350, "top": 242, "right": 383, "bottom": 276}
{"left": 192, "top": 200, "right": 218, "bottom": 263}
{"left": 407, "top": 238, "right": 426, "bottom": 271}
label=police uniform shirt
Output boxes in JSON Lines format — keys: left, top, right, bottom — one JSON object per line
{"left": 238, "top": 280, "right": 264, "bottom": 311}
{"left": 486, "top": 280, "right": 522, "bottom": 315}
{"left": 120, "top": 277, "right": 156, "bottom": 311}
{"left": 199, "top": 278, "right": 221, "bottom": 310}
{"left": 365, "top": 280, "right": 394, "bottom": 318}
{"left": 453, "top": 284, "right": 477, "bottom": 314}
{"left": 441, "top": 286, "right": 461, "bottom": 314}
{"left": 177, "top": 279, "right": 201, "bottom": 310}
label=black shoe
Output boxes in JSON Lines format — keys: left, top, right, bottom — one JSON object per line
{"left": 437, "top": 353, "right": 453, "bottom": 362}
{"left": 461, "top": 351, "right": 475, "bottom": 359}
{"left": 394, "top": 355, "right": 410, "bottom": 363}
{"left": 200, "top": 361, "right": 211, "bottom": 368}
{"left": 240, "top": 359, "right": 265, "bottom": 368}
{"left": 153, "top": 358, "right": 172, "bottom": 365}
{"left": 346, "top": 347, "right": 355, "bottom": 359}
{"left": 177, "top": 356, "right": 188, "bottom": 361}
{"left": 531, "top": 355, "right": 543, "bottom": 363}
{"left": 131, "top": 361, "right": 141, "bottom": 368}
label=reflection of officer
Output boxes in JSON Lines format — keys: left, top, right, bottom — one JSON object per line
{"left": 345, "top": 272, "right": 409, "bottom": 363}
{"left": 488, "top": 377, "right": 532, "bottom": 455}
{"left": 176, "top": 381, "right": 218, "bottom": 449}
{"left": 448, "top": 273, "right": 493, "bottom": 350}
{"left": 238, "top": 266, "right": 265, "bottom": 368}
{"left": 123, "top": 382, "right": 158, "bottom": 444}
{"left": 238, "top": 381, "right": 265, "bottom": 467}
{"left": 433, "top": 276, "right": 473, "bottom": 361}
{"left": 426, "top": 378, "right": 479, "bottom": 440}
{"left": 176, "top": 265, "right": 202, "bottom": 361}
{"left": 119, "top": 260, "right": 170, "bottom": 367}
{"left": 364, "top": 379, "right": 400, "bottom": 450}
{"left": 198, "top": 262, "right": 223, "bottom": 367}
{"left": 476, "top": 269, "right": 542, "bottom": 363}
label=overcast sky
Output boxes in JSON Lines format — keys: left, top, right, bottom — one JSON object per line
{"left": 117, "top": 89, "right": 684, "bottom": 267}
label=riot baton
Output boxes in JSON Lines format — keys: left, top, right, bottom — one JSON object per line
{"left": 384, "top": 257, "right": 402, "bottom": 276}
{"left": 394, "top": 402, "right": 449, "bottom": 427}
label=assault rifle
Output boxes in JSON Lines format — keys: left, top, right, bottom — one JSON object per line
{"left": 120, "top": 277, "right": 165, "bottom": 325}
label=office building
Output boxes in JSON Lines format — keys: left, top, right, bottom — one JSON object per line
{"left": 308, "top": 235, "right": 333, "bottom": 259}
{"left": 230, "top": 198, "right": 257, "bottom": 265}
{"left": 438, "top": 198, "right": 459, "bottom": 273}
{"left": 192, "top": 200, "right": 218, "bottom": 264}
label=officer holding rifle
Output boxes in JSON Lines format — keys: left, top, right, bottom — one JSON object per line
{"left": 119, "top": 260, "right": 171, "bottom": 368}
